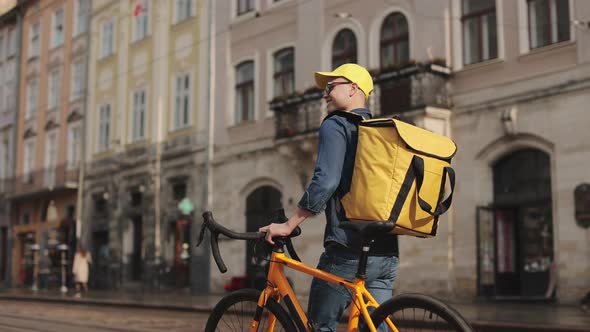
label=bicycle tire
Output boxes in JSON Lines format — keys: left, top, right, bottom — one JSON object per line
{"left": 205, "top": 288, "right": 297, "bottom": 332}
{"left": 366, "top": 293, "right": 474, "bottom": 332}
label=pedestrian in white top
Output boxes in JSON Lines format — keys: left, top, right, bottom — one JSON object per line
{"left": 72, "top": 245, "right": 92, "bottom": 298}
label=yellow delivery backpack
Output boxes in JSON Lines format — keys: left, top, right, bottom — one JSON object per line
{"left": 340, "top": 113, "right": 456, "bottom": 237}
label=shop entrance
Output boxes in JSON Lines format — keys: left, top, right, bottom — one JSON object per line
{"left": 477, "top": 149, "right": 554, "bottom": 299}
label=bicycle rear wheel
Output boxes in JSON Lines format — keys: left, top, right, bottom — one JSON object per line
{"left": 205, "top": 288, "right": 297, "bottom": 332}
{"left": 367, "top": 293, "right": 474, "bottom": 332}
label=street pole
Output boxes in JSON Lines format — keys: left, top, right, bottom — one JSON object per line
{"left": 30, "top": 244, "right": 40, "bottom": 292}
{"left": 191, "top": 0, "right": 215, "bottom": 295}
{"left": 57, "top": 244, "right": 68, "bottom": 294}
{"left": 205, "top": 0, "right": 216, "bottom": 212}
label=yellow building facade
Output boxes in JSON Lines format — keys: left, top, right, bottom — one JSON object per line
{"left": 84, "top": 0, "right": 208, "bottom": 290}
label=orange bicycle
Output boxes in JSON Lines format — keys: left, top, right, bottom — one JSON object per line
{"left": 197, "top": 210, "right": 473, "bottom": 332}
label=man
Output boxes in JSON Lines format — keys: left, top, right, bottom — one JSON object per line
{"left": 260, "top": 63, "right": 399, "bottom": 331}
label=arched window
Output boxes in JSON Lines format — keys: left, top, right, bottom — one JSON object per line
{"left": 380, "top": 12, "right": 409, "bottom": 68}
{"left": 235, "top": 60, "right": 255, "bottom": 123}
{"left": 273, "top": 47, "right": 294, "bottom": 98}
{"left": 332, "top": 29, "right": 357, "bottom": 68}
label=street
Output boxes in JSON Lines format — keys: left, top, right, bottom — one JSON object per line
{"left": 0, "top": 300, "right": 207, "bottom": 331}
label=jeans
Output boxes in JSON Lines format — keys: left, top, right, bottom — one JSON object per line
{"left": 307, "top": 245, "right": 399, "bottom": 332}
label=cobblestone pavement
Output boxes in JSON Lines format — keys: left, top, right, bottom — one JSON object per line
{"left": 0, "top": 299, "right": 208, "bottom": 331}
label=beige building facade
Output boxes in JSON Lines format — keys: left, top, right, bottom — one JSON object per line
{"left": 8, "top": 0, "right": 89, "bottom": 288}
{"left": 206, "top": 0, "right": 590, "bottom": 304}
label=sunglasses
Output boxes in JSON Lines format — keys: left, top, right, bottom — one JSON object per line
{"left": 325, "top": 81, "right": 353, "bottom": 94}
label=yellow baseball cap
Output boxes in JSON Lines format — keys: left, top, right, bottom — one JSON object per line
{"left": 315, "top": 63, "right": 374, "bottom": 100}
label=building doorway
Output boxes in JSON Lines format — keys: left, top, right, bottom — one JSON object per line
{"left": 92, "top": 231, "right": 110, "bottom": 289}
{"left": 17, "top": 232, "right": 35, "bottom": 286}
{"left": 245, "top": 186, "right": 282, "bottom": 289}
{"left": 130, "top": 216, "right": 143, "bottom": 281}
{"left": 173, "top": 218, "right": 190, "bottom": 287}
{"left": 477, "top": 149, "right": 554, "bottom": 299}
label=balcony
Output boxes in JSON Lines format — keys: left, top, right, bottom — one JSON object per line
{"left": 270, "top": 63, "right": 451, "bottom": 140}
{"left": 270, "top": 88, "right": 324, "bottom": 140}
{"left": 7, "top": 164, "right": 79, "bottom": 199}
{"left": 372, "top": 62, "right": 451, "bottom": 117}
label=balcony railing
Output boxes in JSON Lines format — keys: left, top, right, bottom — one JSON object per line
{"left": 270, "top": 89, "right": 324, "bottom": 139}
{"left": 270, "top": 63, "right": 451, "bottom": 140}
{"left": 6, "top": 164, "right": 79, "bottom": 197}
{"left": 373, "top": 63, "right": 451, "bottom": 117}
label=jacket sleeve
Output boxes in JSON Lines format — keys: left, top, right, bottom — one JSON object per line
{"left": 297, "top": 118, "right": 347, "bottom": 214}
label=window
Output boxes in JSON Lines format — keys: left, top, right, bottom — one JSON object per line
{"left": 67, "top": 123, "right": 81, "bottom": 169}
{"left": 172, "top": 182, "right": 187, "bottom": 201}
{"left": 237, "top": 0, "right": 255, "bottom": 16}
{"left": 173, "top": 73, "right": 191, "bottom": 129}
{"left": 461, "top": 0, "right": 497, "bottom": 65}
{"left": 23, "top": 138, "right": 35, "bottom": 183}
{"left": 176, "top": 0, "right": 192, "bottom": 22}
{"left": 29, "top": 22, "right": 40, "bottom": 58}
{"left": 51, "top": 9, "right": 64, "bottom": 48}
{"left": 332, "top": 29, "right": 357, "bottom": 68}
{"left": 5, "top": 82, "right": 15, "bottom": 110}
{"left": 380, "top": 13, "right": 410, "bottom": 68}
{"left": 134, "top": 0, "right": 149, "bottom": 41}
{"left": 26, "top": 79, "right": 38, "bottom": 118}
{"left": 48, "top": 69, "right": 62, "bottom": 110}
{"left": 71, "top": 61, "right": 85, "bottom": 101}
{"left": 75, "top": 0, "right": 89, "bottom": 36}
{"left": 132, "top": 89, "right": 146, "bottom": 140}
{"left": 0, "top": 34, "right": 4, "bottom": 60}
{"left": 527, "top": 0, "right": 570, "bottom": 49}
{"left": 22, "top": 212, "right": 30, "bottom": 225}
{"left": 101, "top": 20, "right": 115, "bottom": 58}
{"left": 235, "top": 61, "right": 254, "bottom": 123}
{"left": 0, "top": 83, "right": 3, "bottom": 112}
{"left": 7, "top": 28, "right": 16, "bottom": 57}
{"left": 273, "top": 48, "right": 294, "bottom": 98}
{"left": 44, "top": 131, "right": 58, "bottom": 186}
{"left": 98, "top": 104, "right": 111, "bottom": 151}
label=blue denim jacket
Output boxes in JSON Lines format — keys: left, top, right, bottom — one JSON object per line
{"left": 297, "top": 108, "right": 398, "bottom": 256}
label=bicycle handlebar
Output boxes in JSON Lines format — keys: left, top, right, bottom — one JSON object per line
{"left": 197, "top": 210, "right": 301, "bottom": 273}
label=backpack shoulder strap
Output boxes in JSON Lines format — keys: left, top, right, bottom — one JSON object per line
{"left": 324, "top": 110, "right": 369, "bottom": 125}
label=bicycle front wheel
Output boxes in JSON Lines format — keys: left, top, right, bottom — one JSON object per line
{"left": 205, "top": 288, "right": 297, "bottom": 332}
{"left": 368, "top": 293, "right": 474, "bottom": 332}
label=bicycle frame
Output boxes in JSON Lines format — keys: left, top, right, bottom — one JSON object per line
{"left": 254, "top": 250, "right": 398, "bottom": 332}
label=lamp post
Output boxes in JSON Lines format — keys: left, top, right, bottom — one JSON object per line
{"left": 30, "top": 244, "right": 40, "bottom": 292}
{"left": 57, "top": 244, "right": 68, "bottom": 294}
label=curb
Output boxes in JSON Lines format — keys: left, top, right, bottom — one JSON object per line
{"left": 0, "top": 295, "right": 213, "bottom": 313}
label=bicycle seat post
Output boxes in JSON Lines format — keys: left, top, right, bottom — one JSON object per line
{"left": 356, "top": 239, "right": 374, "bottom": 280}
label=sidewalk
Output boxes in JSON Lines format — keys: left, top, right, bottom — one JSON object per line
{"left": 0, "top": 288, "right": 588, "bottom": 331}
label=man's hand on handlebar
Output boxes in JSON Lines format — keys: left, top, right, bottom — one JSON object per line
{"left": 259, "top": 207, "right": 313, "bottom": 244}
{"left": 259, "top": 222, "right": 295, "bottom": 244}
